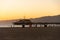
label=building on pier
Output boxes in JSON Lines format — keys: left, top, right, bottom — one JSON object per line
{"left": 13, "top": 19, "right": 32, "bottom": 28}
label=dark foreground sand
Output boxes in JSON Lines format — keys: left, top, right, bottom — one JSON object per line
{"left": 0, "top": 27, "right": 60, "bottom": 40}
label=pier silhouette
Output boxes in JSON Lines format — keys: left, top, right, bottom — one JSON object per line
{"left": 13, "top": 19, "right": 60, "bottom": 27}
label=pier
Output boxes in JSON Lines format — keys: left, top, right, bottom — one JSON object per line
{"left": 13, "top": 19, "right": 60, "bottom": 27}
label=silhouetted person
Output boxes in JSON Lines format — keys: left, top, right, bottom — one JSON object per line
{"left": 44, "top": 24, "right": 47, "bottom": 27}
{"left": 22, "top": 24, "right": 25, "bottom": 28}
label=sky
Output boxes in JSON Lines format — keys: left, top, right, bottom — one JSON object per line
{"left": 0, "top": 0, "right": 60, "bottom": 20}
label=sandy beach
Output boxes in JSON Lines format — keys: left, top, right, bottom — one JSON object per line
{"left": 0, "top": 27, "right": 60, "bottom": 40}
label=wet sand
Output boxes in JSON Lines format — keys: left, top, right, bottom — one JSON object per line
{"left": 0, "top": 27, "right": 60, "bottom": 40}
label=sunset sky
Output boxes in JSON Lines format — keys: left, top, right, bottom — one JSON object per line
{"left": 0, "top": 0, "right": 60, "bottom": 20}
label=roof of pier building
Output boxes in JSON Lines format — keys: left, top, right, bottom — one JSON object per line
{"left": 13, "top": 19, "right": 32, "bottom": 24}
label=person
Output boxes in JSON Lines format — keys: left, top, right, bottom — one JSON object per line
{"left": 44, "top": 24, "right": 47, "bottom": 27}
{"left": 22, "top": 24, "right": 25, "bottom": 28}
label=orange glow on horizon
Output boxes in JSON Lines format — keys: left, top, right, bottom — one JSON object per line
{"left": 0, "top": 0, "right": 60, "bottom": 20}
